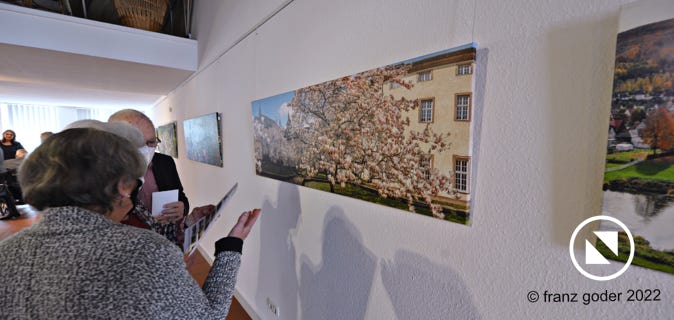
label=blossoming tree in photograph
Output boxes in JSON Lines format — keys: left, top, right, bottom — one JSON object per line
{"left": 252, "top": 44, "right": 476, "bottom": 224}
{"left": 283, "top": 65, "right": 454, "bottom": 217}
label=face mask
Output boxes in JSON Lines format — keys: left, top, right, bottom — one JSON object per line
{"left": 126, "top": 179, "right": 143, "bottom": 215}
{"left": 138, "top": 146, "right": 156, "bottom": 167}
{"left": 130, "top": 179, "right": 142, "bottom": 205}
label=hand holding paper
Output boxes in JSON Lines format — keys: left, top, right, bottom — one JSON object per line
{"left": 184, "top": 205, "right": 215, "bottom": 227}
{"left": 151, "top": 190, "right": 185, "bottom": 225}
{"left": 151, "top": 190, "right": 178, "bottom": 216}
{"left": 183, "top": 183, "right": 239, "bottom": 255}
{"left": 156, "top": 201, "right": 185, "bottom": 225}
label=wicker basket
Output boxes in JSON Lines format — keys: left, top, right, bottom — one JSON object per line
{"left": 113, "top": 0, "right": 169, "bottom": 32}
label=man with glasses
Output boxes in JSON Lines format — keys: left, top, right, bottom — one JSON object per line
{"left": 109, "top": 109, "right": 189, "bottom": 246}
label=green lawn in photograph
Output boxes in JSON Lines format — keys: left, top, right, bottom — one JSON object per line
{"left": 305, "top": 179, "right": 469, "bottom": 224}
{"left": 259, "top": 166, "right": 470, "bottom": 224}
{"left": 595, "top": 233, "right": 674, "bottom": 275}
{"left": 604, "top": 157, "right": 674, "bottom": 183}
{"left": 605, "top": 162, "right": 623, "bottom": 169}
{"left": 605, "top": 150, "right": 649, "bottom": 164}
{"left": 259, "top": 161, "right": 299, "bottom": 181}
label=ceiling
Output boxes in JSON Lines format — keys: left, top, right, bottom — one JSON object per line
{"left": 0, "top": 2, "right": 196, "bottom": 110}
{"left": 0, "top": 43, "right": 192, "bottom": 109}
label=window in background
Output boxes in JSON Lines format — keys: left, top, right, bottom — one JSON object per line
{"left": 0, "top": 103, "right": 116, "bottom": 152}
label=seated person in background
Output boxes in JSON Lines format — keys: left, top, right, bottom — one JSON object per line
{"left": 5, "top": 149, "right": 27, "bottom": 172}
{"left": 0, "top": 148, "right": 6, "bottom": 177}
{"left": 3, "top": 149, "right": 26, "bottom": 204}
{"left": 0, "top": 125, "right": 261, "bottom": 319}
{"left": 0, "top": 146, "right": 19, "bottom": 220}
{"left": 0, "top": 130, "right": 26, "bottom": 160}
{"left": 0, "top": 147, "right": 19, "bottom": 220}
{"left": 40, "top": 131, "right": 53, "bottom": 143}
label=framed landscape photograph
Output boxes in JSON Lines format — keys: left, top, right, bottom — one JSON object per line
{"left": 599, "top": 0, "right": 674, "bottom": 275}
{"left": 252, "top": 43, "right": 477, "bottom": 225}
{"left": 184, "top": 112, "right": 223, "bottom": 167}
{"left": 156, "top": 121, "right": 178, "bottom": 158}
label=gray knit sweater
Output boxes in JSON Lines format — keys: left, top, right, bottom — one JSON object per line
{"left": 0, "top": 206, "right": 241, "bottom": 319}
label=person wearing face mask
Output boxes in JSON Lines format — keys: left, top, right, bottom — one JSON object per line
{"left": 0, "top": 124, "right": 261, "bottom": 319}
{"left": 108, "top": 109, "right": 190, "bottom": 246}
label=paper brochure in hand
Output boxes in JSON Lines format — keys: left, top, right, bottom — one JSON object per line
{"left": 151, "top": 189, "right": 178, "bottom": 216}
{"left": 183, "top": 183, "right": 238, "bottom": 255}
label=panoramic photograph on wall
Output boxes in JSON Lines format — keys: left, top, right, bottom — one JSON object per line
{"left": 184, "top": 112, "right": 223, "bottom": 167}
{"left": 252, "top": 43, "right": 477, "bottom": 225}
{"left": 156, "top": 121, "right": 178, "bottom": 158}
{"left": 599, "top": 0, "right": 674, "bottom": 275}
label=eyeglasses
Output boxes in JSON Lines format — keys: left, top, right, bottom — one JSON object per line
{"left": 146, "top": 137, "right": 161, "bottom": 147}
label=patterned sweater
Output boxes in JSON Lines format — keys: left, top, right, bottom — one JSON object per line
{"left": 0, "top": 206, "right": 241, "bottom": 319}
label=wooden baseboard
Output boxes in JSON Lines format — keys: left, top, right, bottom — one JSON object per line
{"left": 234, "top": 289, "right": 261, "bottom": 320}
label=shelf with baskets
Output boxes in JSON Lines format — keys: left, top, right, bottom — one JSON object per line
{"left": 0, "top": 1, "right": 197, "bottom": 109}
{"left": 3, "top": 0, "right": 194, "bottom": 38}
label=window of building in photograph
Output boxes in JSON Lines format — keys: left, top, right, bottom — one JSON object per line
{"left": 418, "top": 71, "right": 432, "bottom": 82}
{"left": 420, "top": 156, "right": 433, "bottom": 180}
{"left": 454, "top": 158, "right": 469, "bottom": 192}
{"left": 455, "top": 94, "right": 471, "bottom": 121}
{"left": 420, "top": 99, "right": 434, "bottom": 123}
{"left": 457, "top": 63, "right": 472, "bottom": 75}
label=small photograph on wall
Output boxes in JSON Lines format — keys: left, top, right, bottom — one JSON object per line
{"left": 184, "top": 112, "right": 223, "bottom": 167}
{"left": 600, "top": 0, "right": 674, "bottom": 275}
{"left": 252, "top": 43, "right": 477, "bottom": 225}
{"left": 156, "top": 121, "right": 178, "bottom": 158}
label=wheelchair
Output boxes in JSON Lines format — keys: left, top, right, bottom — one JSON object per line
{"left": 0, "top": 171, "right": 20, "bottom": 220}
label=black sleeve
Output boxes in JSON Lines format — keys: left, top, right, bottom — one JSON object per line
{"left": 215, "top": 237, "right": 243, "bottom": 255}
{"left": 152, "top": 153, "right": 190, "bottom": 215}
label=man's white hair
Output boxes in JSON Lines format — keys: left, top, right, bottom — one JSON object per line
{"left": 64, "top": 119, "right": 145, "bottom": 148}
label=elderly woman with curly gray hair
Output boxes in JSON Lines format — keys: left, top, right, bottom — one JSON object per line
{"left": 0, "top": 122, "right": 260, "bottom": 319}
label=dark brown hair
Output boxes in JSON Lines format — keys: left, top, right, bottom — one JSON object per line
{"left": 2, "top": 130, "right": 16, "bottom": 143}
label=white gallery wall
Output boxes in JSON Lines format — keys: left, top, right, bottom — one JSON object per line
{"left": 150, "top": 0, "right": 674, "bottom": 318}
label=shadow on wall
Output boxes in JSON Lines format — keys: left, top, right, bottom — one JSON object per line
{"left": 299, "top": 207, "right": 377, "bottom": 320}
{"left": 255, "top": 182, "right": 301, "bottom": 319}
{"left": 381, "top": 251, "right": 481, "bottom": 320}
{"left": 546, "top": 15, "right": 616, "bottom": 247}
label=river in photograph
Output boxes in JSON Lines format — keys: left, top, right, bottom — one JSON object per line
{"left": 602, "top": 191, "right": 674, "bottom": 251}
